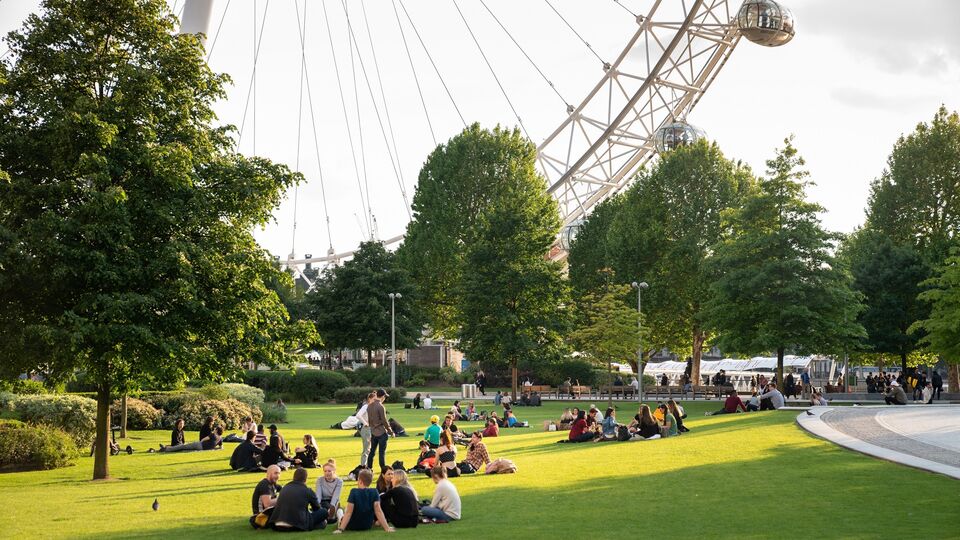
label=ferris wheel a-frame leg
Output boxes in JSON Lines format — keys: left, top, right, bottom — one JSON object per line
{"left": 180, "top": 0, "right": 215, "bottom": 43}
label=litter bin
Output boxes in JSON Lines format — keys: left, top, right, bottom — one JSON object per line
{"left": 461, "top": 384, "right": 477, "bottom": 399}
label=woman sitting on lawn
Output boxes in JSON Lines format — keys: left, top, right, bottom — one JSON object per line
{"left": 562, "top": 410, "right": 596, "bottom": 443}
{"left": 260, "top": 436, "right": 292, "bottom": 470}
{"left": 375, "top": 467, "right": 395, "bottom": 495}
{"left": 293, "top": 434, "right": 319, "bottom": 468}
{"left": 379, "top": 469, "right": 419, "bottom": 528}
{"left": 658, "top": 404, "right": 678, "bottom": 438}
{"left": 504, "top": 409, "right": 522, "bottom": 428}
{"left": 435, "top": 430, "right": 460, "bottom": 477}
{"left": 412, "top": 440, "right": 437, "bottom": 473}
{"left": 666, "top": 399, "right": 689, "bottom": 433}
{"left": 316, "top": 459, "right": 344, "bottom": 524}
{"left": 599, "top": 407, "right": 618, "bottom": 440}
{"left": 482, "top": 418, "right": 499, "bottom": 438}
{"left": 559, "top": 408, "right": 574, "bottom": 428}
{"left": 466, "top": 402, "right": 479, "bottom": 421}
{"left": 629, "top": 405, "right": 660, "bottom": 440}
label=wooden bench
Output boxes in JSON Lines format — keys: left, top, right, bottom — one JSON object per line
{"left": 599, "top": 385, "right": 637, "bottom": 399}
{"left": 689, "top": 385, "right": 735, "bottom": 399}
{"left": 564, "top": 385, "right": 592, "bottom": 399}
{"left": 523, "top": 385, "right": 554, "bottom": 395}
{"left": 646, "top": 385, "right": 684, "bottom": 398}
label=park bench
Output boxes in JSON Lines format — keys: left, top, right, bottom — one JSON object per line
{"left": 599, "top": 385, "right": 636, "bottom": 400}
{"left": 646, "top": 385, "right": 684, "bottom": 399}
{"left": 691, "top": 385, "right": 733, "bottom": 399}
{"left": 564, "top": 385, "right": 591, "bottom": 399}
{"left": 524, "top": 385, "right": 554, "bottom": 395}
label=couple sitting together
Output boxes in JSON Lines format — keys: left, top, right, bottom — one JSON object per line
{"left": 559, "top": 402, "right": 686, "bottom": 443}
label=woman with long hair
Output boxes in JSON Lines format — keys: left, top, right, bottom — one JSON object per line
{"left": 631, "top": 405, "right": 661, "bottom": 440}
{"left": 435, "top": 430, "right": 459, "bottom": 477}
{"left": 380, "top": 469, "right": 419, "bottom": 528}
{"left": 666, "top": 399, "right": 689, "bottom": 433}
{"left": 375, "top": 467, "right": 395, "bottom": 494}
{"left": 293, "top": 434, "right": 319, "bottom": 467}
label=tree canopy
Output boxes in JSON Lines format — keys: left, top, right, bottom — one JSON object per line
{"left": 0, "top": 0, "right": 309, "bottom": 479}
{"left": 703, "top": 138, "right": 864, "bottom": 385}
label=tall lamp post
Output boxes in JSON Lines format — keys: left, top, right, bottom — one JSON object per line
{"left": 631, "top": 281, "right": 649, "bottom": 402}
{"left": 388, "top": 292, "right": 402, "bottom": 388}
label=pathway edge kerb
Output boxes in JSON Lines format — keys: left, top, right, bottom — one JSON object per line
{"left": 796, "top": 407, "right": 960, "bottom": 481}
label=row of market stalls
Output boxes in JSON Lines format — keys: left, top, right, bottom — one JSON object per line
{"left": 645, "top": 356, "right": 840, "bottom": 390}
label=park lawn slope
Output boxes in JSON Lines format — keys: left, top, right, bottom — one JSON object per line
{"left": 2, "top": 400, "right": 958, "bottom": 539}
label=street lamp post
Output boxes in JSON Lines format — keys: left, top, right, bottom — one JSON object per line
{"left": 631, "top": 282, "right": 649, "bottom": 403}
{"left": 388, "top": 293, "right": 402, "bottom": 388}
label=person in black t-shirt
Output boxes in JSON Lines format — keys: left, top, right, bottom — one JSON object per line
{"left": 231, "top": 430, "right": 263, "bottom": 472}
{"left": 333, "top": 468, "right": 393, "bottom": 533}
{"left": 198, "top": 416, "right": 214, "bottom": 442}
{"left": 170, "top": 418, "right": 185, "bottom": 447}
{"left": 160, "top": 426, "right": 222, "bottom": 452}
{"left": 251, "top": 465, "right": 281, "bottom": 516}
{"left": 260, "top": 436, "right": 291, "bottom": 469}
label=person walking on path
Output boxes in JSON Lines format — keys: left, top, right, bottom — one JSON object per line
{"left": 800, "top": 370, "right": 811, "bottom": 400}
{"left": 366, "top": 389, "right": 394, "bottom": 471}
{"left": 356, "top": 392, "right": 374, "bottom": 469}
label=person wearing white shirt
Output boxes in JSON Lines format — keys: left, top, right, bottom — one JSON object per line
{"left": 355, "top": 393, "right": 374, "bottom": 469}
{"left": 423, "top": 394, "right": 433, "bottom": 410}
{"left": 419, "top": 465, "right": 461, "bottom": 521}
{"left": 629, "top": 377, "right": 639, "bottom": 390}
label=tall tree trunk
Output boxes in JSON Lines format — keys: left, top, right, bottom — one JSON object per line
{"left": 692, "top": 326, "right": 704, "bottom": 387}
{"left": 949, "top": 364, "right": 960, "bottom": 393}
{"left": 900, "top": 353, "right": 908, "bottom": 382}
{"left": 607, "top": 361, "right": 614, "bottom": 408}
{"left": 510, "top": 361, "right": 518, "bottom": 401}
{"left": 93, "top": 385, "right": 111, "bottom": 480}
{"left": 776, "top": 346, "right": 785, "bottom": 392}
{"left": 120, "top": 393, "right": 128, "bottom": 439}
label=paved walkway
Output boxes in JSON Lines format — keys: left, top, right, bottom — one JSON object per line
{"left": 797, "top": 405, "right": 960, "bottom": 480}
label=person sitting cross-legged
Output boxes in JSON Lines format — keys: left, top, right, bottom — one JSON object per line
{"left": 435, "top": 430, "right": 459, "bottom": 478}
{"left": 420, "top": 465, "right": 461, "bottom": 523}
{"left": 459, "top": 431, "right": 490, "bottom": 474}
{"left": 482, "top": 418, "right": 499, "bottom": 438}
{"left": 333, "top": 468, "right": 394, "bottom": 533}
{"left": 250, "top": 465, "right": 281, "bottom": 528}
{"left": 629, "top": 405, "right": 661, "bottom": 440}
{"left": 293, "top": 434, "right": 319, "bottom": 468}
{"left": 757, "top": 383, "right": 785, "bottom": 410}
{"left": 316, "top": 459, "right": 344, "bottom": 525}
{"left": 561, "top": 410, "right": 595, "bottom": 443}
{"left": 424, "top": 415, "right": 442, "bottom": 449}
{"left": 230, "top": 430, "right": 263, "bottom": 472}
{"left": 160, "top": 426, "right": 222, "bottom": 452}
{"left": 260, "top": 436, "right": 292, "bottom": 470}
{"left": 884, "top": 382, "right": 908, "bottom": 405}
{"left": 268, "top": 467, "right": 327, "bottom": 532}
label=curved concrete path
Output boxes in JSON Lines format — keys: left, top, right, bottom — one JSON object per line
{"left": 797, "top": 405, "right": 960, "bottom": 480}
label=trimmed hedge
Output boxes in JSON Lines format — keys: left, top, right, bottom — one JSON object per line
{"left": 165, "top": 398, "right": 262, "bottom": 430}
{"left": 219, "top": 383, "right": 265, "bottom": 409}
{"left": 111, "top": 397, "right": 162, "bottom": 430}
{"left": 0, "top": 419, "right": 78, "bottom": 470}
{"left": 141, "top": 392, "right": 202, "bottom": 416}
{"left": 333, "top": 386, "right": 407, "bottom": 405}
{"left": 244, "top": 369, "right": 350, "bottom": 402}
{"left": 9, "top": 394, "right": 98, "bottom": 448}
{"left": 261, "top": 404, "right": 288, "bottom": 424}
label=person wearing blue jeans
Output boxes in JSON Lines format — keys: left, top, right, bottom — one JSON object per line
{"left": 366, "top": 389, "right": 393, "bottom": 471}
{"left": 419, "top": 465, "right": 461, "bottom": 522}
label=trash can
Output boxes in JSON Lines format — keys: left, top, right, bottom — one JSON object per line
{"left": 461, "top": 384, "right": 477, "bottom": 399}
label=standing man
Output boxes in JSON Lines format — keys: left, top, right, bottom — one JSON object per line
{"left": 800, "top": 369, "right": 811, "bottom": 399}
{"left": 356, "top": 392, "right": 374, "bottom": 469}
{"left": 366, "top": 388, "right": 394, "bottom": 471}
{"left": 932, "top": 370, "right": 943, "bottom": 401}
{"left": 475, "top": 370, "right": 486, "bottom": 396}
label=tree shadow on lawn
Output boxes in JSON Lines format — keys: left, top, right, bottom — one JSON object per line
{"left": 77, "top": 483, "right": 250, "bottom": 504}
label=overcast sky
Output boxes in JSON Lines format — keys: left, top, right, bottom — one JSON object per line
{"left": 2, "top": 0, "right": 958, "bottom": 261}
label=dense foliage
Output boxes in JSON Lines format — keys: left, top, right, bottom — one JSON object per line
{"left": 8, "top": 394, "right": 98, "bottom": 448}
{"left": 243, "top": 369, "right": 350, "bottom": 402}
{"left": 332, "top": 387, "right": 407, "bottom": 405}
{"left": 0, "top": 420, "right": 78, "bottom": 470}
{"left": 110, "top": 397, "right": 161, "bottom": 430}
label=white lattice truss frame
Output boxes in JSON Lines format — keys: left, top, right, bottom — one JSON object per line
{"left": 182, "top": 0, "right": 741, "bottom": 282}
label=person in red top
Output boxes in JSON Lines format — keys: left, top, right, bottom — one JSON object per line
{"left": 481, "top": 418, "right": 499, "bottom": 438}
{"left": 708, "top": 389, "right": 748, "bottom": 415}
{"left": 561, "top": 410, "right": 595, "bottom": 443}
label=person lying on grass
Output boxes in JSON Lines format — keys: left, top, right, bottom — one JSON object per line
{"left": 250, "top": 464, "right": 281, "bottom": 527}
{"left": 389, "top": 418, "right": 407, "bottom": 437}
{"left": 316, "top": 459, "right": 344, "bottom": 525}
{"left": 268, "top": 467, "right": 326, "bottom": 531}
{"left": 333, "top": 468, "right": 394, "bottom": 533}
{"left": 160, "top": 426, "right": 222, "bottom": 452}
{"left": 420, "top": 465, "right": 461, "bottom": 523}
{"left": 230, "top": 430, "right": 263, "bottom": 472}
{"left": 458, "top": 431, "right": 490, "bottom": 474}
{"left": 379, "top": 469, "right": 419, "bottom": 529}
{"left": 628, "top": 405, "right": 661, "bottom": 440}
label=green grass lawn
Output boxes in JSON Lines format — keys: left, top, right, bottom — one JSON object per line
{"left": 5, "top": 399, "right": 959, "bottom": 539}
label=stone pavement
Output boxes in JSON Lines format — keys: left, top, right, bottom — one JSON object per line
{"left": 798, "top": 405, "right": 960, "bottom": 480}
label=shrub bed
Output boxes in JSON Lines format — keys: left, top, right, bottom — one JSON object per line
{"left": 219, "top": 383, "right": 265, "bottom": 409}
{"left": 9, "top": 394, "right": 97, "bottom": 448}
{"left": 260, "top": 404, "right": 288, "bottom": 424}
{"left": 0, "top": 419, "right": 78, "bottom": 470}
{"left": 333, "top": 386, "right": 407, "bottom": 405}
{"left": 110, "top": 397, "right": 162, "bottom": 430}
{"left": 166, "top": 398, "right": 261, "bottom": 430}
{"left": 244, "top": 369, "right": 350, "bottom": 402}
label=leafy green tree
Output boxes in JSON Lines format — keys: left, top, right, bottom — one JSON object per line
{"left": 912, "top": 247, "right": 960, "bottom": 391}
{"left": 399, "top": 124, "right": 545, "bottom": 338}
{"left": 567, "top": 196, "right": 624, "bottom": 296}
{"left": 703, "top": 138, "right": 865, "bottom": 385}
{"left": 602, "top": 140, "right": 752, "bottom": 382}
{"left": 842, "top": 229, "right": 930, "bottom": 374}
{"left": 0, "top": 0, "right": 310, "bottom": 479}
{"left": 306, "top": 241, "right": 421, "bottom": 362}
{"left": 568, "top": 271, "right": 640, "bottom": 406}
{"left": 457, "top": 134, "right": 570, "bottom": 398}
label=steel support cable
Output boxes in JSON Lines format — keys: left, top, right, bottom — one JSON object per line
{"left": 205, "top": 0, "right": 232, "bottom": 62}
{"left": 345, "top": 1, "right": 373, "bottom": 236}
{"left": 236, "top": 0, "right": 270, "bottom": 152}
{"left": 390, "top": 0, "right": 437, "bottom": 147}
{"left": 543, "top": 0, "right": 606, "bottom": 65}
{"left": 293, "top": 1, "right": 335, "bottom": 253}
{"left": 479, "top": 0, "right": 569, "bottom": 109}
{"left": 359, "top": 0, "right": 412, "bottom": 217}
{"left": 253, "top": 0, "right": 257, "bottom": 155}
{"left": 612, "top": 0, "right": 638, "bottom": 18}
{"left": 452, "top": 0, "right": 530, "bottom": 140}
{"left": 320, "top": 0, "right": 373, "bottom": 235}
{"left": 397, "top": 0, "right": 467, "bottom": 128}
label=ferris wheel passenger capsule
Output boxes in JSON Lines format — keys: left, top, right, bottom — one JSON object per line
{"left": 559, "top": 219, "right": 584, "bottom": 251}
{"left": 653, "top": 121, "right": 707, "bottom": 154}
{"left": 736, "top": 0, "right": 795, "bottom": 47}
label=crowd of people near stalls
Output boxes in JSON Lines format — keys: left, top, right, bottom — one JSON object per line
{"left": 867, "top": 370, "right": 944, "bottom": 405}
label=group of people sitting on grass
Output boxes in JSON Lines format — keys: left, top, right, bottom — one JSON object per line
{"left": 250, "top": 461, "right": 462, "bottom": 532}
{"left": 557, "top": 400, "right": 689, "bottom": 443}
